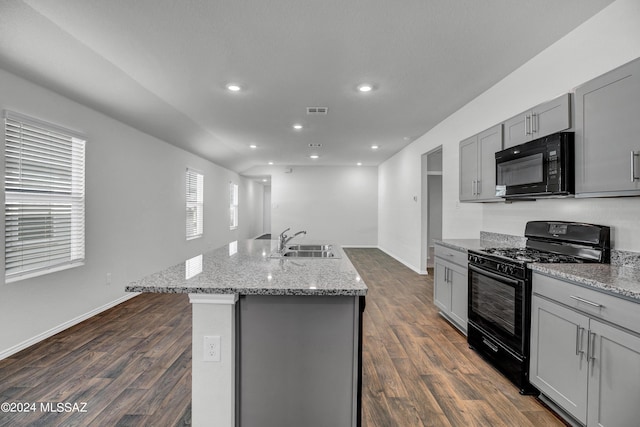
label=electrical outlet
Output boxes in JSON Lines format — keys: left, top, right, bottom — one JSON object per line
{"left": 106, "top": 273, "right": 112, "bottom": 286}
{"left": 203, "top": 335, "right": 221, "bottom": 362}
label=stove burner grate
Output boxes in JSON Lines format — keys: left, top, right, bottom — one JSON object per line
{"left": 481, "top": 247, "right": 584, "bottom": 264}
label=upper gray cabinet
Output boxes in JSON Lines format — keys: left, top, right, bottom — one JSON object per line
{"left": 574, "top": 57, "right": 640, "bottom": 197}
{"left": 503, "top": 93, "right": 571, "bottom": 149}
{"left": 459, "top": 124, "right": 503, "bottom": 202}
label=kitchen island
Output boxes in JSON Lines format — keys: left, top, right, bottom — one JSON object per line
{"left": 126, "top": 239, "right": 367, "bottom": 427}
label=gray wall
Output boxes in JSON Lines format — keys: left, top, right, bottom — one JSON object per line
{"left": 247, "top": 165, "right": 378, "bottom": 247}
{"left": 0, "top": 68, "right": 262, "bottom": 357}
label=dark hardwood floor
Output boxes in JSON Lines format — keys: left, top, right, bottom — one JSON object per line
{"left": 0, "top": 248, "right": 566, "bottom": 426}
{"left": 0, "top": 293, "right": 193, "bottom": 426}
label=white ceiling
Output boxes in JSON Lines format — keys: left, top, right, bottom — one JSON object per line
{"left": 0, "top": 0, "right": 614, "bottom": 173}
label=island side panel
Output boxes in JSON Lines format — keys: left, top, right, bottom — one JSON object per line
{"left": 189, "top": 294, "right": 238, "bottom": 427}
{"left": 238, "top": 295, "right": 361, "bottom": 427}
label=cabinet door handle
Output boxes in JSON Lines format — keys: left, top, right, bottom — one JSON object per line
{"left": 587, "top": 331, "right": 596, "bottom": 364}
{"left": 531, "top": 113, "right": 537, "bottom": 134}
{"left": 631, "top": 151, "right": 640, "bottom": 182}
{"left": 476, "top": 180, "right": 481, "bottom": 195}
{"left": 570, "top": 295, "right": 603, "bottom": 308}
{"left": 525, "top": 115, "right": 530, "bottom": 135}
{"left": 575, "top": 325, "right": 585, "bottom": 356}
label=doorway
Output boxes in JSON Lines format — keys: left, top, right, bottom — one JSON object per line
{"left": 421, "top": 147, "right": 443, "bottom": 272}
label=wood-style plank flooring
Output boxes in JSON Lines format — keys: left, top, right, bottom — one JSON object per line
{"left": 0, "top": 248, "right": 566, "bottom": 426}
{"left": 346, "top": 248, "right": 566, "bottom": 427}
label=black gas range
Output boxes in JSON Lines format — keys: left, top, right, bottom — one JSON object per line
{"left": 467, "top": 221, "right": 610, "bottom": 394}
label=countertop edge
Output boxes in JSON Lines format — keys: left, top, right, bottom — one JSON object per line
{"left": 125, "top": 285, "right": 367, "bottom": 297}
{"left": 530, "top": 264, "right": 640, "bottom": 303}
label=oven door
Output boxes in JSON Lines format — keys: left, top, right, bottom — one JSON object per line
{"left": 468, "top": 264, "right": 526, "bottom": 355}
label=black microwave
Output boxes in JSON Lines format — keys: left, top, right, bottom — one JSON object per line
{"left": 495, "top": 132, "right": 574, "bottom": 200}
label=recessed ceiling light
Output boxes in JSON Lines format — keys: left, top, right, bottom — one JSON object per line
{"left": 262, "top": 179, "right": 268, "bottom": 182}
{"left": 293, "top": 124, "right": 303, "bottom": 130}
{"left": 249, "top": 144, "right": 257, "bottom": 149}
{"left": 226, "top": 83, "right": 242, "bottom": 92}
{"left": 357, "top": 83, "right": 375, "bottom": 93}
{"left": 357, "top": 162, "right": 362, "bottom": 166}
{"left": 309, "top": 154, "right": 319, "bottom": 159}
{"left": 268, "top": 161, "right": 274, "bottom": 165}
{"left": 371, "top": 144, "right": 379, "bottom": 150}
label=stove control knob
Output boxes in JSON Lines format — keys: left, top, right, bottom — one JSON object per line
{"left": 508, "top": 266, "right": 515, "bottom": 275}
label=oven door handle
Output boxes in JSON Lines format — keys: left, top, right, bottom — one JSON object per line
{"left": 468, "top": 264, "right": 522, "bottom": 287}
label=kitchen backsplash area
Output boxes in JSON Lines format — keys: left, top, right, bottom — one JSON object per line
{"left": 479, "top": 231, "right": 526, "bottom": 248}
{"left": 611, "top": 250, "right": 640, "bottom": 269}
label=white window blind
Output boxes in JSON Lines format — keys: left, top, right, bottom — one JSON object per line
{"left": 229, "top": 182, "right": 239, "bottom": 230}
{"left": 4, "top": 111, "right": 86, "bottom": 282}
{"left": 186, "top": 169, "right": 203, "bottom": 239}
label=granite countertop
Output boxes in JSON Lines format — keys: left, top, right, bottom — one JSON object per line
{"left": 125, "top": 239, "right": 367, "bottom": 296}
{"left": 530, "top": 263, "right": 640, "bottom": 302}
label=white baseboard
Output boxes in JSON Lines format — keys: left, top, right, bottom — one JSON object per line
{"left": 377, "top": 246, "right": 428, "bottom": 275}
{"left": 0, "top": 292, "right": 140, "bottom": 360}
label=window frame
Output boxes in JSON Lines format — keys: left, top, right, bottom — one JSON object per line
{"left": 4, "top": 110, "right": 86, "bottom": 283}
{"left": 186, "top": 168, "right": 204, "bottom": 240}
{"left": 229, "top": 181, "right": 239, "bottom": 230}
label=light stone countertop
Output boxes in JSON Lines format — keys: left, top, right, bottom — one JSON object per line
{"left": 530, "top": 264, "right": 640, "bottom": 302}
{"left": 125, "top": 239, "right": 367, "bottom": 296}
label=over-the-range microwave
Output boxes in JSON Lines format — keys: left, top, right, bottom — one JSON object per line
{"left": 495, "top": 132, "right": 574, "bottom": 200}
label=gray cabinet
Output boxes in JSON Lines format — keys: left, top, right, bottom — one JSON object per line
{"left": 503, "top": 93, "right": 571, "bottom": 149}
{"left": 530, "top": 294, "right": 589, "bottom": 423}
{"left": 459, "top": 124, "right": 503, "bottom": 202}
{"left": 434, "top": 243, "right": 468, "bottom": 333}
{"left": 239, "top": 295, "right": 363, "bottom": 427}
{"left": 574, "top": 57, "right": 640, "bottom": 197}
{"left": 587, "top": 319, "right": 640, "bottom": 427}
{"left": 530, "top": 272, "right": 640, "bottom": 427}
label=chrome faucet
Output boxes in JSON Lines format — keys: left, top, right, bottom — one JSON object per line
{"left": 278, "top": 228, "right": 307, "bottom": 252}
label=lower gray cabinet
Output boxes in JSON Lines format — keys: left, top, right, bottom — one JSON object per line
{"left": 530, "top": 273, "right": 640, "bottom": 427}
{"left": 530, "top": 295, "right": 589, "bottom": 423}
{"left": 434, "top": 243, "right": 468, "bottom": 333}
{"left": 587, "top": 319, "right": 640, "bottom": 427}
{"left": 238, "top": 295, "right": 363, "bottom": 427}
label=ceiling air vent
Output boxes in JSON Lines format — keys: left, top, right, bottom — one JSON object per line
{"left": 306, "top": 107, "right": 328, "bottom": 115}
{"left": 308, "top": 143, "right": 322, "bottom": 148}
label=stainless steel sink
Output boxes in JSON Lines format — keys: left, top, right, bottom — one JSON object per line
{"left": 285, "top": 244, "right": 333, "bottom": 251}
{"left": 282, "top": 250, "right": 337, "bottom": 258}
{"left": 269, "top": 242, "right": 341, "bottom": 259}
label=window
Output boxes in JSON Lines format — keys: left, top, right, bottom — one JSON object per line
{"left": 186, "top": 168, "right": 203, "bottom": 239}
{"left": 229, "top": 182, "right": 238, "bottom": 230}
{"left": 4, "top": 111, "right": 86, "bottom": 282}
